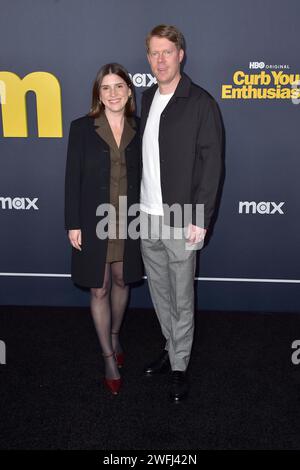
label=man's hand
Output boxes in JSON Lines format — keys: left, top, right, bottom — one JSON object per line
{"left": 186, "top": 224, "right": 207, "bottom": 245}
{"left": 68, "top": 229, "right": 82, "bottom": 251}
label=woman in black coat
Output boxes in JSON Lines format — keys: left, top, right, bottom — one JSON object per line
{"left": 65, "top": 63, "right": 142, "bottom": 395}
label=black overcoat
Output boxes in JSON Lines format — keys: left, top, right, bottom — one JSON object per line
{"left": 141, "top": 73, "right": 223, "bottom": 228}
{"left": 65, "top": 115, "right": 143, "bottom": 288}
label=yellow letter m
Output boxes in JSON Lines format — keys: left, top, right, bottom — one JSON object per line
{"left": 0, "top": 71, "right": 62, "bottom": 137}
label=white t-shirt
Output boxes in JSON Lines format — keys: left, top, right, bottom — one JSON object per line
{"left": 140, "top": 89, "right": 174, "bottom": 215}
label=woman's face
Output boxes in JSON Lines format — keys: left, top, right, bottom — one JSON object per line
{"left": 99, "top": 73, "right": 131, "bottom": 114}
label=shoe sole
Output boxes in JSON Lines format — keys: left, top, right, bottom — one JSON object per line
{"left": 144, "top": 370, "right": 170, "bottom": 376}
{"left": 169, "top": 392, "right": 188, "bottom": 403}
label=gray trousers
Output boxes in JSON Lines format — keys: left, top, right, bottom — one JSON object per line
{"left": 141, "top": 212, "right": 197, "bottom": 371}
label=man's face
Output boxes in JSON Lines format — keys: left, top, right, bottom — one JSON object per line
{"left": 147, "top": 36, "right": 184, "bottom": 86}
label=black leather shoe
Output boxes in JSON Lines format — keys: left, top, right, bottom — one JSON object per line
{"left": 169, "top": 371, "right": 188, "bottom": 403}
{"left": 144, "top": 350, "right": 171, "bottom": 376}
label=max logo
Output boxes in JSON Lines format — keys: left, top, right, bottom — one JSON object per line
{"left": 239, "top": 201, "right": 285, "bottom": 214}
{"left": 0, "top": 71, "right": 62, "bottom": 137}
{"left": 129, "top": 73, "right": 156, "bottom": 87}
{"left": 0, "top": 197, "right": 39, "bottom": 210}
{"left": 0, "top": 340, "right": 6, "bottom": 365}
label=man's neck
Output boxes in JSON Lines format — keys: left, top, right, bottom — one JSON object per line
{"left": 158, "top": 73, "right": 181, "bottom": 95}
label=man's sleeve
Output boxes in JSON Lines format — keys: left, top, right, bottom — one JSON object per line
{"left": 195, "top": 97, "right": 223, "bottom": 229}
{"left": 64, "top": 120, "right": 83, "bottom": 230}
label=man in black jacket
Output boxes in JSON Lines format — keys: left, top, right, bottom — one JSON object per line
{"left": 140, "top": 24, "right": 223, "bottom": 402}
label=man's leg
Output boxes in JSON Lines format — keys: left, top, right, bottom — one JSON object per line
{"left": 141, "top": 213, "right": 172, "bottom": 349}
{"left": 163, "top": 229, "right": 197, "bottom": 372}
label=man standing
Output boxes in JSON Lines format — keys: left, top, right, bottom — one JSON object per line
{"left": 140, "top": 25, "right": 223, "bottom": 402}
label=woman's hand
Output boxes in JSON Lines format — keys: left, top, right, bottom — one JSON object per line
{"left": 68, "top": 229, "right": 82, "bottom": 251}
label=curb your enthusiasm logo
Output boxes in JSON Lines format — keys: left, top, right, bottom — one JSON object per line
{"left": 221, "top": 62, "right": 300, "bottom": 101}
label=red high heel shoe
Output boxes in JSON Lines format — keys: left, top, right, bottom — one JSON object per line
{"left": 102, "top": 352, "right": 122, "bottom": 395}
{"left": 114, "top": 352, "right": 125, "bottom": 368}
{"left": 112, "top": 331, "right": 124, "bottom": 368}
{"left": 103, "top": 377, "right": 122, "bottom": 395}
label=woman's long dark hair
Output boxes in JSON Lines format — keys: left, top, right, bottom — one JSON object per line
{"left": 88, "top": 63, "right": 136, "bottom": 117}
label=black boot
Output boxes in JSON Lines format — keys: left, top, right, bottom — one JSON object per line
{"left": 144, "top": 350, "right": 171, "bottom": 376}
{"left": 169, "top": 370, "right": 188, "bottom": 402}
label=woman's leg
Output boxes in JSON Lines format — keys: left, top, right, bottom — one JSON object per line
{"left": 110, "top": 261, "right": 129, "bottom": 354}
{"left": 90, "top": 264, "right": 120, "bottom": 380}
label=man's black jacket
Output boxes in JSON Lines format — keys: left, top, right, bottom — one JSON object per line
{"left": 140, "top": 73, "right": 223, "bottom": 229}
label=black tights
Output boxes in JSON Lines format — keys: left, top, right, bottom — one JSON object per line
{"left": 90, "top": 262, "right": 129, "bottom": 379}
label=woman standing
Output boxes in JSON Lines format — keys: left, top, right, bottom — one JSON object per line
{"left": 65, "top": 63, "right": 142, "bottom": 395}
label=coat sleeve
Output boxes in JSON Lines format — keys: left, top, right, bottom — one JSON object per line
{"left": 64, "top": 120, "right": 83, "bottom": 230}
{"left": 195, "top": 97, "right": 223, "bottom": 229}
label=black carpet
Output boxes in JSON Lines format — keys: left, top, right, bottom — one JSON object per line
{"left": 0, "top": 306, "right": 300, "bottom": 450}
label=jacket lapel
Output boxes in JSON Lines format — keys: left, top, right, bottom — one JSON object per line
{"left": 119, "top": 117, "right": 136, "bottom": 151}
{"left": 94, "top": 113, "right": 136, "bottom": 151}
{"left": 140, "top": 74, "right": 192, "bottom": 138}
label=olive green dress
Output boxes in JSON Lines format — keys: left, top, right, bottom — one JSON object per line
{"left": 94, "top": 113, "right": 136, "bottom": 263}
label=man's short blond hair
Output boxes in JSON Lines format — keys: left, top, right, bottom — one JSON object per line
{"left": 146, "top": 24, "right": 185, "bottom": 52}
